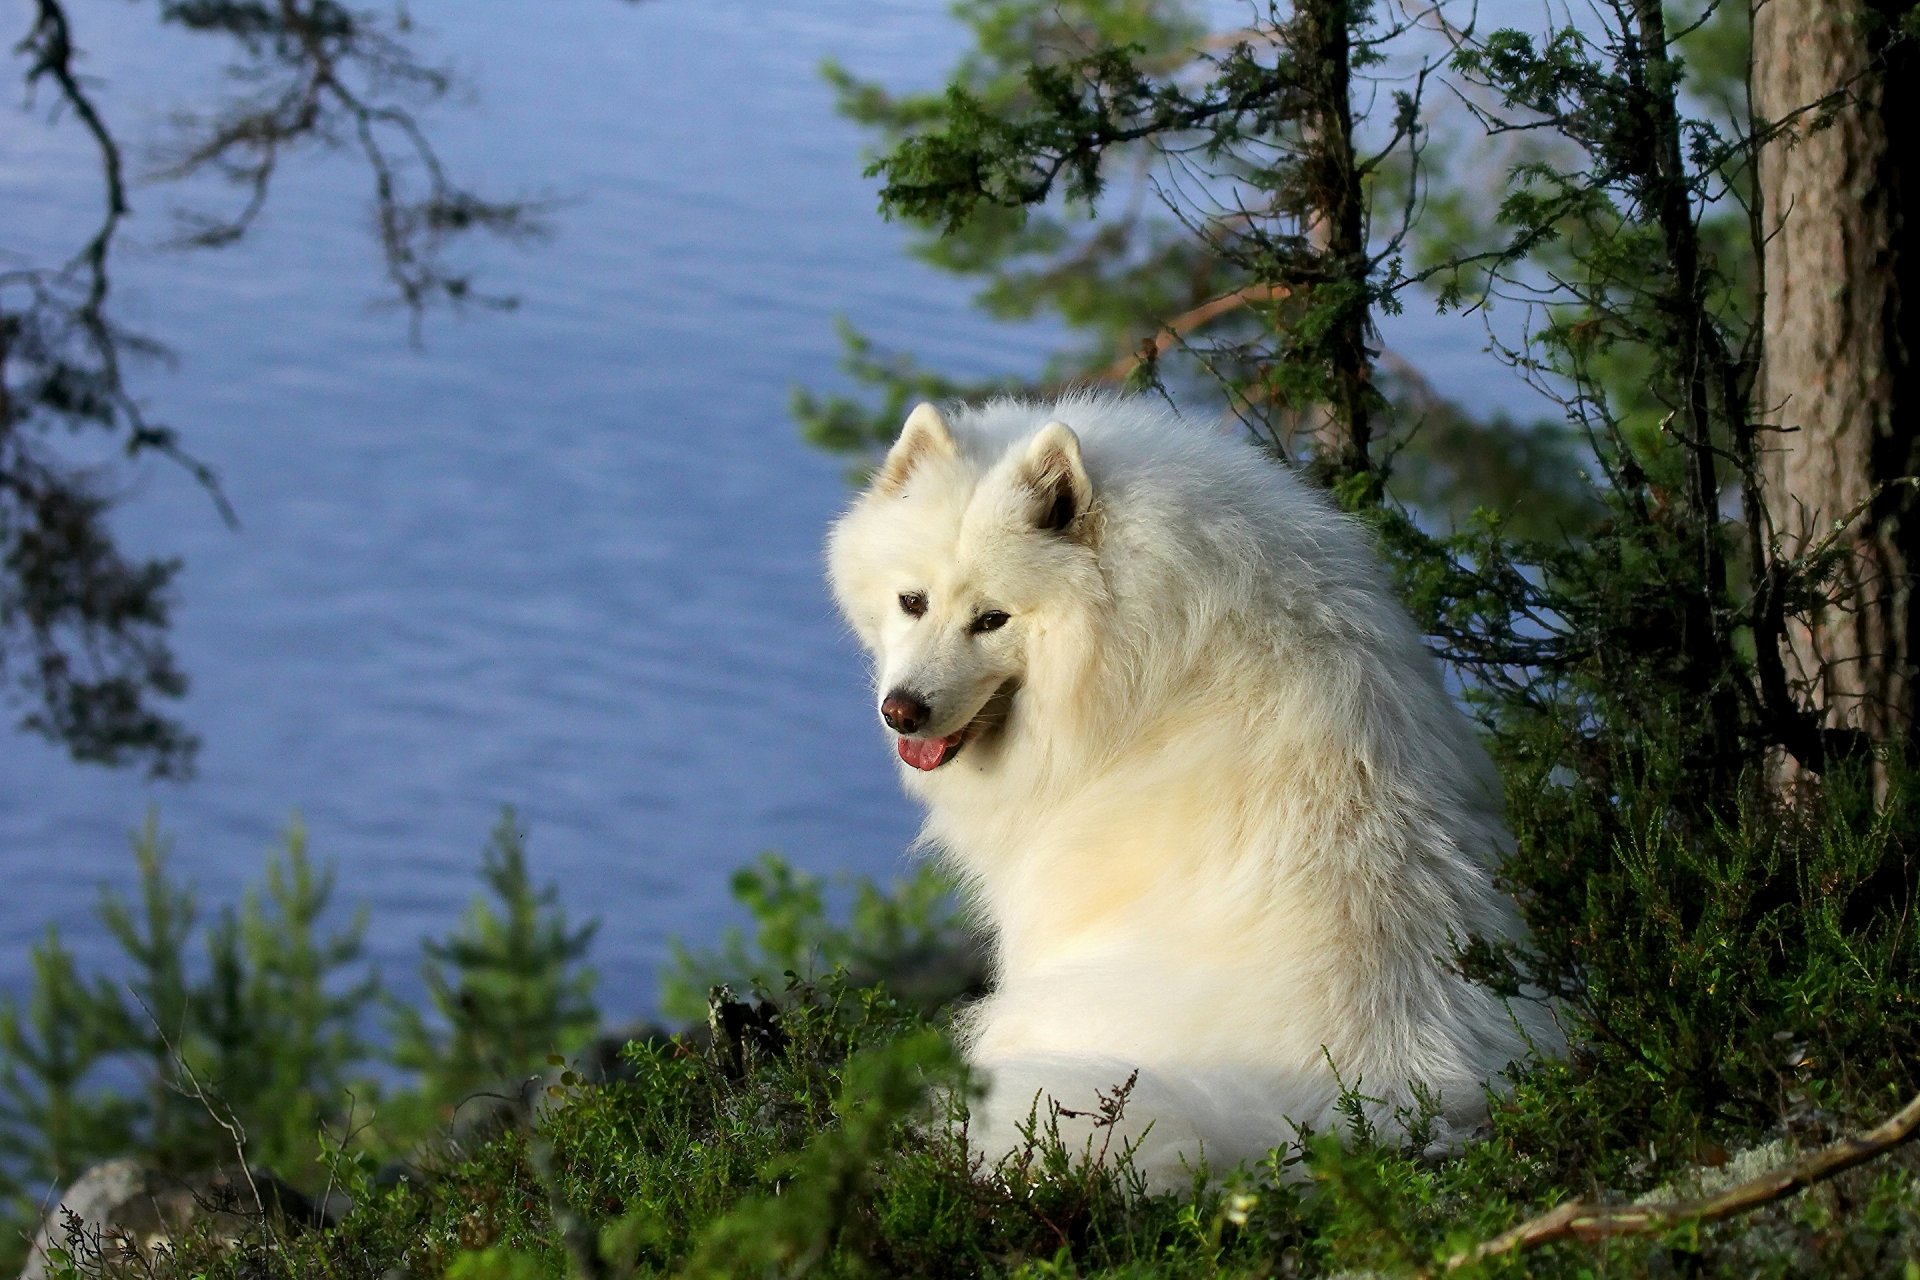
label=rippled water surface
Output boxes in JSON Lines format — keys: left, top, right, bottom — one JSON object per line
{"left": 2, "top": 2, "right": 1528, "bottom": 1014}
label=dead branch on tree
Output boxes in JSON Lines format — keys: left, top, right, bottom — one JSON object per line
{"left": 1081, "top": 283, "right": 1292, "bottom": 387}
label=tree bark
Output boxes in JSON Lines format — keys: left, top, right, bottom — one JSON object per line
{"left": 1754, "top": 0, "right": 1920, "bottom": 762}
{"left": 1294, "top": 0, "right": 1376, "bottom": 485}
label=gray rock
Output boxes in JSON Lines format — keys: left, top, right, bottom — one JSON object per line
{"left": 20, "top": 1159, "right": 326, "bottom": 1280}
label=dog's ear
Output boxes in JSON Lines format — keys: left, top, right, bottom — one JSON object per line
{"left": 1017, "top": 421, "right": 1094, "bottom": 537}
{"left": 873, "top": 402, "right": 958, "bottom": 495}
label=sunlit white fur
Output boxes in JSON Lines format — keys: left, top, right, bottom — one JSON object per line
{"left": 826, "top": 394, "right": 1559, "bottom": 1190}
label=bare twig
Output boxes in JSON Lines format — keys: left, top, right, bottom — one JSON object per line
{"left": 139, "top": 998, "right": 268, "bottom": 1221}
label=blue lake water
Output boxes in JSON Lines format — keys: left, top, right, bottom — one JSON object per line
{"left": 2, "top": 2, "right": 1535, "bottom": 1018}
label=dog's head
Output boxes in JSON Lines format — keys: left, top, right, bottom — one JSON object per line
{"left": 827, "top": 403, "right": 1107, "bottom": 774}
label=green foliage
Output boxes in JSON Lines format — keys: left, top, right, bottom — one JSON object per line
{"left": 1436, "top": 6, "right": 1758, "bottom": 445}
{"left": 676, "top": 1028, "right": 960, "bottom": 1277}
{"left": 194, "top": 820, "right": 379, "bottom": 1168}
{"left": 93, "top": 814, "right": 201, "bottom": 1161}
{"left": 5, "top": 767, "right": 1918, "bottom": 1278}
{"left": 0, "top": 930, "right": 136, "bottom": 1193}
{"left": 659, "top": 852, "right": 974, "bottom": 1024}
{"left": 0, "top": 808, "right": 604, "bottom": 1279}
{"left": 1478, "top": 746, "right": 1920, "bottom": 1144}
{"left": 147, "top": 978, "right": 1223, "bottom": 1280}
{"left": 392, "top": 811, "right": 600, "bottom": 1106}
{"left": 1366, "top": 2, "right": 1869, "bottom": 796}
{"left": 824, "top": 0, "right": 1867, "bottom": 797}
{"left": 0, "top": 815, "right": 375, "bottom": 1191}
{"left": 799, "top": 0, "right": 1605, "bottom": 527}
{"left": 798, "top": 1, "right": 1225, "bottom": 468}
{"left": 53, "top": 887, "right": 1920, "bottom": 1280}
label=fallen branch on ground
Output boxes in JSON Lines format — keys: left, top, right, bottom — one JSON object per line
{"left": 1438, "top": 1091, "right": 1920, "bottom": 1273}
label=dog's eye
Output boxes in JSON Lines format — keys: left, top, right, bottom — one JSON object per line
{"left": 899, "top": 592, "right": 928, "bottom": 618}
{"left": 970, "top": 610, "right": 1010, "bottom": 634}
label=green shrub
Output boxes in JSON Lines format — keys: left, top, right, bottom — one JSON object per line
{"left": 0, "top": 809, "right": 601, "bottom": 1277}
{"left": 658, "top": 853, "right": 975, "bottom": 1024}
{"left": 9, "top": 762, "right": 1920, "bottom": 1280}
{"left": 392, "top": 810, "right": 599, "bottom": 1109}
{"left": 0, "top": 815, "right": 373, "bottom": 1189}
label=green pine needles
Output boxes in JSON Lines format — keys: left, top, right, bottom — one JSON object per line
{"left": 0, "top": 810, "right": 598, "bottom": 1266}
{"left": 392, "top": 813, "right": 599, "bottom": 1106}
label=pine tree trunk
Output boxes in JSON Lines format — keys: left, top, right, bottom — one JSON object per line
{"left": 1754, "top": 1, "right": 1920, "bottom": 762}
{"left": 1293, "top": 0, "right": 1374, "bottom": 484}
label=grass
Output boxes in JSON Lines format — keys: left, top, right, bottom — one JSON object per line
{"left": 10, "top": 750, "right": 1920, "bottom": 1278}
{"left": 42, "top": 978, "right": 1920, "bottom": 1280}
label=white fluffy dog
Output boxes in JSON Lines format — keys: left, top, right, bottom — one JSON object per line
{"left": 827, "top": 395, "right": 1556, "bottom": 1189}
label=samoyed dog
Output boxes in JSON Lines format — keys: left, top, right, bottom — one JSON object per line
{"left": 827, "top": 394, "right": 1556, "bottom": 1189}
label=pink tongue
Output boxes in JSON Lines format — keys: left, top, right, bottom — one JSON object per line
{"left": 897, "top": 733, "right": 959, "bottom": 771}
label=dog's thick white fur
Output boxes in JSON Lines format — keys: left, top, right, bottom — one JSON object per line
{"left": 827, "top": 394, "right": 1557, "bottom": 1189}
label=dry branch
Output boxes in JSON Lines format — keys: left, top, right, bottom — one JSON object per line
{"left": 1084, "top": 282, "right": 1292, "bottom": 386}
{"left": 1439, "top": 1091, "right": 1920, "bottom": 1272}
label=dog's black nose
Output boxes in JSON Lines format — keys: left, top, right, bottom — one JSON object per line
{"left": 881, "top": 689, "right": 931, "bottom": 735}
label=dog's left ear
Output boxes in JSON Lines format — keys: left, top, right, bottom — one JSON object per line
{"left": 1018, "top": 421, "right": 1094, "bottom": 538}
